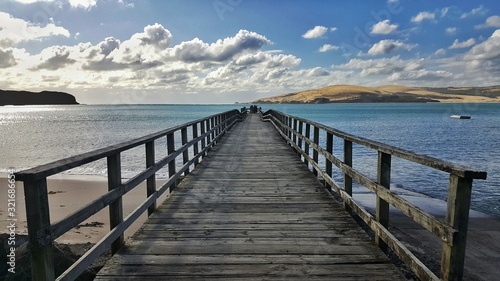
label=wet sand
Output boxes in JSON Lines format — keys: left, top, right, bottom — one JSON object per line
{"left": 0, "top": 174, "right": 168, "bottom": 244}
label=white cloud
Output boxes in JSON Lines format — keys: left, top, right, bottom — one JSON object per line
{"left": 307, "top": 67, "right": 330, "bottom": 77}
{"left": 464, "top": 29, "right": 500, "bottom": 73}
{"left": 449, "top": 38, "right": 476, "bottom": 49}
{"left": 475, "top": 15, "right": 500, "bottom": 29}
{"left": 302, "top": 26, "right": 329, "bottom": 39}
{"left": 10, "top": 0, "right": 133, "bottom": 9}
{"left": 411, "top": 12, "right": 435, "bottom": 23}
{"left": 68, "top": 0, "right": 96, "bottom": 9}
{"left": 0, "top": 12, "right": 70, "bottom": 45}
{"left": 170, "top": 29, "right": 270, "bottom": 63}
{"left": 371, "top": 20, "right": 398, "bottom": 34}
{"left": 33, "top": 45, "right": 77, "bottom": 70}
{"left": 319, "top": 44, "right": 339, "bottom": 52}
{"left": 445, "top": 27, "right": 457, "bottom": 35}
{"left": 0, "top": 49, "right": 17, "bottom": 68}
{"left": 367, "top": 40, "right": 416, "bottom": 55}
{"left": 460, "top": 5, "right": 488, "bottom": 19}
{"left": 434, "top": 48, "right": 447, "bottom": 56}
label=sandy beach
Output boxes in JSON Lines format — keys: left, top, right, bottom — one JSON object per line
{"left": 0, "top": 174, "right": 168, "bottom": 244}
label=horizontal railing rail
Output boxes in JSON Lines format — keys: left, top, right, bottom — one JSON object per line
{"left": 261, "top": 109, "right": 486, "bottom": 281}
{"left": 15, "top": 109, "right": 246, "bottom": 281}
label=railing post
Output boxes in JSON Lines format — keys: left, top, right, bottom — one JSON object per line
{"left": 313, "top": 126, "right": 320, "bottom": 176}
{"left": 298, "top": 121, "right": 303, "bottom": 158}
{"left": 146, "top": 140, "right": 156, "bottom": 216}
{"left": 107, "top": 153, "right": 124, "bottom": 254}
{"left": 193, "top": 123, "right": 199, "bottom": 166}
{"left": 281, "top": 114, "right": 286, "bottom": 135}
{"left": 206, "top": 119, "right": 211, "bottom": 148}
{"left": 181, "top": 127, "right": 189, "bottom": 175}
{"left": 441, "top": 174, "right": 473, "bottom": 281}
{"left": 376, "top": 151, "right": 391, "bottom": 252}
{"left": 325, "top": 132, "right": 333, "bottom": 192}
{"left": 145, "top": 141, "right": 156, "bottom": 216}
{"left": 167, "top": 132, "right": 176, "bottom": 191}
{"left": 287, "top": 116, "right": 292, "bottom": 140}
{"left": 201, "top": 120, "right": 206, "bottom": 157}
{"left": 292, "top": 119, "right": 297, "bottom": 146}
{"left": 210, "top": 117, "right": 215, "bottom": 145}
{"left": 24, "top": 177, "right": 55, "bottom": 281}
{"left": 304, "top": 123, "right": 311, "bottom": 166}
{"left": 343, "top": 140, "right": 353, "bottom": 212}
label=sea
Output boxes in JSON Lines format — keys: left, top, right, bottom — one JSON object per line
{"left": 1, "top": 103, "right": 499, "bottom": 216}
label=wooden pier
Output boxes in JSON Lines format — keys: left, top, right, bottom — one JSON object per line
{"left": 15, "top": 109, "right": 487, "bottom": 281}
{"left": 95, "top": 114, "right": 404, "bottom": 280}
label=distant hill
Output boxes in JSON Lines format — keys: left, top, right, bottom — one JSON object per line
{"left": 0, "top": 90, "right": 79, "bottom": 106}
{"left": 252, "top": 85, "right": 500, "bottom": 104}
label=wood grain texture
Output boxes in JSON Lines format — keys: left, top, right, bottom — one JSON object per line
{"left": 96, "top": 114, "right": 404, "bottom": 280}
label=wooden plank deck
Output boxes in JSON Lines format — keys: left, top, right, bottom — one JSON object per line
{"left": 95, "top": 114, "right": 405, "bottom": 280}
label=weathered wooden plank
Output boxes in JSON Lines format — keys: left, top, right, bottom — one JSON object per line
{"left": 139, "top": 223, "right": 359, "bottom": 231}
{"left": 97, "top": 114, "right": 404, "bottom": 280}
{"left": 132, "top": 229, "right": 370, "bottom": 239}
{"left": 107, "top": 153, "right": 124, "bottom": 255}
{"left": 98, "top": 263, "right": 403, "bottom": 277}
{"left": 103, "top": 254, "right": 390, "bottom": 265}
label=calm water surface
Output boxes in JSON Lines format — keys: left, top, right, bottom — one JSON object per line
{"left": 1, "top": 103, "right": 499, "bottom": 216}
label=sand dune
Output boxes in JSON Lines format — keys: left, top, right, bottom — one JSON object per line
{"left": 253, "top": 84, "right": 500, "bottom": 104}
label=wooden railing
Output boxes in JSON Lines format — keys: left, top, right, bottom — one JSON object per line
{"left": 15, "top": 109, "right": 246, "bottom": 281}
{"left": 261, "top": 109, "right": 487, "bottom": 281}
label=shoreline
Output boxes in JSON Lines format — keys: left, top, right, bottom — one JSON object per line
{"left": 0, "top": 174, "right": 168, "bottom": 244}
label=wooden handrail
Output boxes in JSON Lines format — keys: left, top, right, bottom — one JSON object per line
{"left": 15, "top": 109, "right": 245, "bottom": 281}
{"left": 262, "top": 109, "right": 487, "bottom": 281}
{"left": 263, "top": 110, "right": 486, "bottom": 180}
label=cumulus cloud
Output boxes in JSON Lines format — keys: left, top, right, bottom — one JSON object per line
{"left": 302, "top": 26, "right": 329, "bottom": 39}
{"left": 411, "top": 12, "right": 435, "bottom": 23}
{"left": 0, "top": 49, "right": 17, "bottom": 68}
{"left": 319, "top": 44, "right": 339, "bottom": 52}
{"left": 371, "top": 20, "right": 398, "bottom": 34}
{"left": 0, "top": 12, "right": 70, "bottom": 45}
{"left": 33, "top": 46, "right": 76, "bottom": 70}
{"left": 464, "top": 29, "right": 500, "bottom": 73}
{"left": 449, "top": 38, "right": 476, "bottom": 49}
{"left": 339, "top": 56, "right": 451, "bottom": 83}
{"left": 307, "top": 67, "right": 330, "bottom": 77}
{"left": 340, "top": 56, "right": 414, "bottom": 77}
{"left": 389, "top": 69, "right": 452, "bottom": 82}
{"left": 171, "top": 30, "right": 270, "bottom": 63}
{"left": 475, "top": 15, "right": 500, "bottom": 29}
{"left": 367, "top": 40, "right": 416, "bottom": 55}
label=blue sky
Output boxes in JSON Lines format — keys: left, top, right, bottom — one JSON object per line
{"left": 0, "top": 0, "right": 499, "bottom": 104}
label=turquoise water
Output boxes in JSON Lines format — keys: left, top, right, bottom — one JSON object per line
{"left": 1, "top": 103, "right": 499, "bottom": 216}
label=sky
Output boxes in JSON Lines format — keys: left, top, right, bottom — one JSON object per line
{"left": 0, "top": 0, "right": 499, "bottom": 104}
